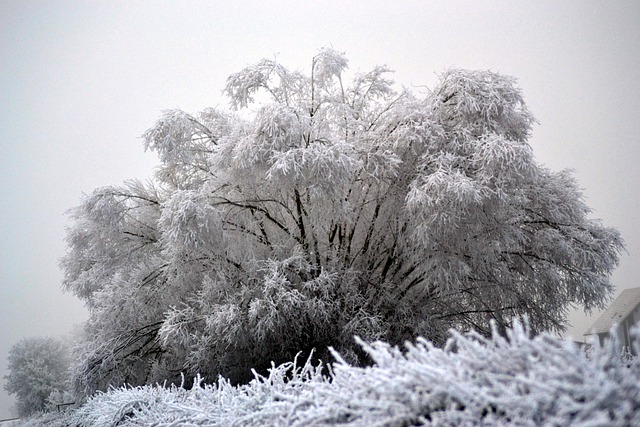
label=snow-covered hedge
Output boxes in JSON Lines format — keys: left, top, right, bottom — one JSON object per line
{"left": 22, "top": 322, "right": 639, "bottom": 426}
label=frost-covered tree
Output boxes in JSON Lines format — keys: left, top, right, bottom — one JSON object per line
{"left": 61, "top": 49, "right": 623, "bottom": 394}
{"left": 3, "top": 337, "right": 71, "bottom": 417}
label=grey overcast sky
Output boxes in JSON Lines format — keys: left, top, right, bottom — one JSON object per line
{"left": 1, "top": 0, "right": 639, "bottom": 417}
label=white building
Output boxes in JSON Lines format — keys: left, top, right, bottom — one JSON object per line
{"left": 584, "top": 287, "right": 640, "bottom": 355}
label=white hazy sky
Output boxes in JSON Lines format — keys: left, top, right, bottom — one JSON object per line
{"left": 1, "top": 0, "right": 639, "bottom": 418}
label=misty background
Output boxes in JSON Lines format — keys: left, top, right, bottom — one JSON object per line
{"left": 1, "top": 0, "right": 639, "bottom": 418}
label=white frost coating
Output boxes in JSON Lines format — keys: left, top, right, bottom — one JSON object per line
{"left": 21, "top": 322, "right": 640, "bottom": 426}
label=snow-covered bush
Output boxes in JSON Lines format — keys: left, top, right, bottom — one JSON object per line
{"left": 22, "top": 321, "right": 639, "bottom": 426}
{"left": 3, "top": 337, "right": 71, "bottom": 417}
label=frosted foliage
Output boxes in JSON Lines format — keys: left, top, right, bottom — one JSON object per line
{"left": 312, "top": 47, "right": 349, "bottom": 85}
{"left": 431, "top": 69, "right": 534, "bottom": 141}
{"left": 159, "top": 255, "right": 382, "bottom": 386}
{"left": 61, "top": 50, "right": 623, "bottom": 396}
{"left": 23, "top": 322, "right": 640, "bottom": 426}
{"left": 225, "top": 59, "right": 308, "bottom": 110}
{"left": 159, "top": 190, "right": 223, "bottom": 254}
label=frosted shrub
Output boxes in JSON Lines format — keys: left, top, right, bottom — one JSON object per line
{"left": 25, "top": 321, "right": 639, "bottom": 426}
{"left": 3, "top": 337, "right": 71, "bottom": 417}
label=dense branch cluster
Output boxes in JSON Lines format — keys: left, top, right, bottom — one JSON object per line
{"left": 61, "top": 49, "right": 622, "bottom": 395}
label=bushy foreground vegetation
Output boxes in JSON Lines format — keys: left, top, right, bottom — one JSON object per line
{"left": 21, "top": 322, "right": 639, "bottom": 427}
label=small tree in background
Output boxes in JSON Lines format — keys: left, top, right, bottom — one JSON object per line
{"left": 61, "top": 48, "right": 623, "bottom": 395}
{"left": 3, "top": 337, "right": 71, "bottom": 417}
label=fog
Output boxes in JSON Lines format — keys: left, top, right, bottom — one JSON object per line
{"left": 1, "top": 0, "right": 639, "bottom": 417}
